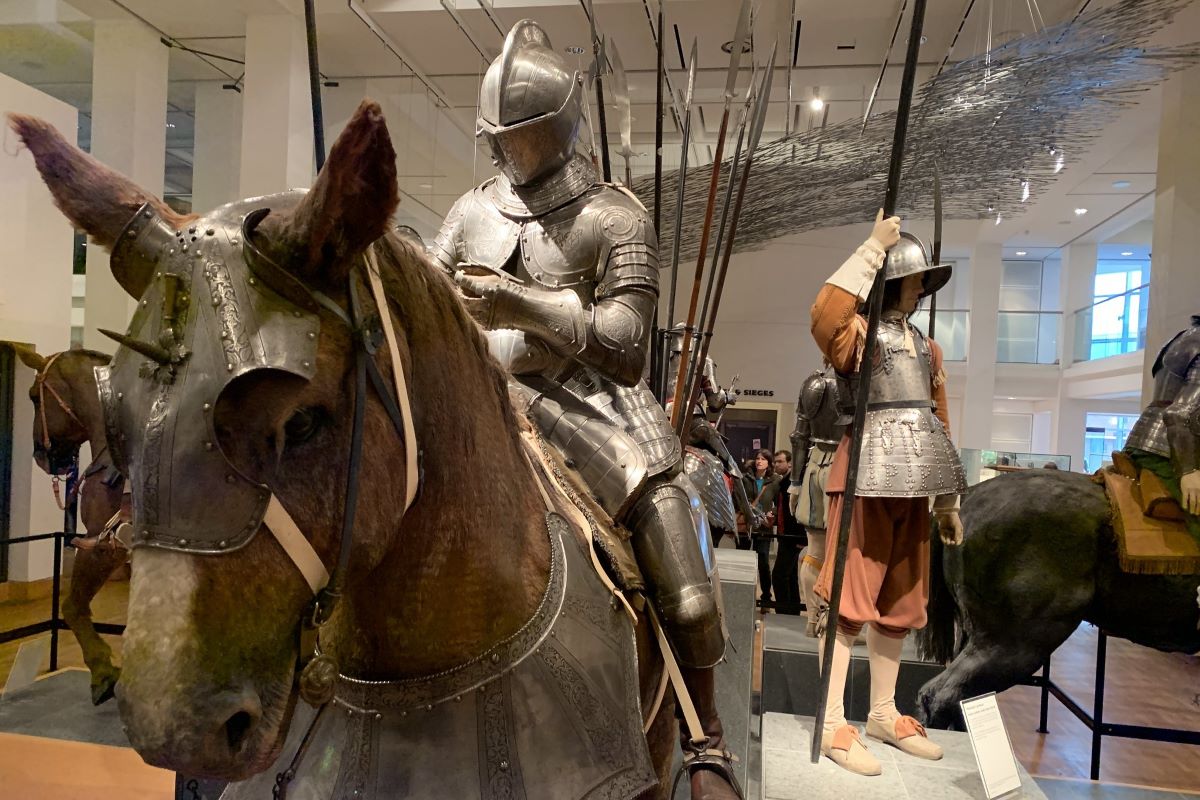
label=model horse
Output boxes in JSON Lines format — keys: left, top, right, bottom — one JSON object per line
{"left": 9, "top": 104, "right": 699, "bottom": 798}
{"left": 16, "top": 346, "right": 127, "bottom": 705}
{"left": 914, "top": 468, "right": 1200, "bottom": 728}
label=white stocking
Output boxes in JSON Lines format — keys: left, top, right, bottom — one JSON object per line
{"left": 818, "top": 629, "right": 855, "bottom": 732}
{"left": 866, "top": 626, "right": 905, "bottom": 723}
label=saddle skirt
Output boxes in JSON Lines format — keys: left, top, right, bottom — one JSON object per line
{"left": 1100, "top": 462, "right": 1200, "bottom": 576}
{"left": 220, "top": 512, "right": 656, "bottom": 800}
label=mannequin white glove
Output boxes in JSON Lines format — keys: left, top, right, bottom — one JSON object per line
{"left": 1181, "top": 470, "right": 1200, "bottom": 515}
{"left": 932, "top": 494, "right": 963, "bottom": 546}
{"left": 789, "top": 484, "right": 801, "bottom": 517}
{"left": 869, "top": 208, "right": 902, "bottom": 252}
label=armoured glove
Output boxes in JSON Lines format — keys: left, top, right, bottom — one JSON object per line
{"left": 722, "top": 388, "right": 739, "bottom": 406}
{"left": 454, "top": 271, "right": 585, "bottom": 353}
{"left": 1181, "top": 470, "right": 1200, "bottom": 515}
{"left": 869, "top": 208, "right": 902, "bottom": 252}
{"left": 932, "top": 494, "right": 963, "bottom": 546}
{"left": 788, "top": 484, "right": 801, "bottom": 517}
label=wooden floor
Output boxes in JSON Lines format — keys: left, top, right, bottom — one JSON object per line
{"left": 2, "top": 581, "right": 1197, "bottom": 793}
{"left": 750, "top": 608, "right": 1200, "bottom": 794}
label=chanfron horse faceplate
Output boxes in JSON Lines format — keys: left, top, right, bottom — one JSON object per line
{"left": 96, "top": 194, "right": 319, "bottom": 554}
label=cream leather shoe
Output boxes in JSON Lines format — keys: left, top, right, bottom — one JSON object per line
{"left": 866, "top": 715, "right": 943, "bottom": 760}
{"left": 820, "top": 725, "right": 882, "bottom": 776}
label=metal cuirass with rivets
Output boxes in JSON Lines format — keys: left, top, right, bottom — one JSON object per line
{"left": 843, "top": 318, "right": 966, "bottom": 498}
{"left": 1125, "top": 317, "right": 1200, "bottom": 471}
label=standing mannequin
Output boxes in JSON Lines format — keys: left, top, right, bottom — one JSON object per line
{"left": 789, "top": 365, "right": 845, "bottom": 636}
{"left": 808, "top": 212, "right": 966, "bottom": 776}
{"left": 431, "top": 21, "right": 740, "bottom": 797}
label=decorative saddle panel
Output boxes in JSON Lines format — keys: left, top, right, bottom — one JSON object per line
{"left": 1100, "top": 458, "right": 1200, "bottom": 576}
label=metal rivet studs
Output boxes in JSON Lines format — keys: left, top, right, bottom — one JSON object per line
{"left": 374, "top": 712, "right": 383, "bottom": 721}
{"left": 454, "top": 695, "right": 462, "bottom": 703}
{"left": 188, "top": 226, "right": 196, "bottom": 234}
{"left": 490, "top": 653, "right": 501, "bottom": 664}
{"left": 425, "top": 704, "right": 433, "bottom": 712}
{"left": 116, "top": 392, "right": 124, "bottom": 400}
{"left": 206, "top": 228, "right": 215, "bottom": 236}
{"left": 499, "top": 761, "right": 509, "bottom": 772}
{"left": 141, "top": 299, "right": 148, "bottom": 307}
{"left": 293, "top": 310, "right": 302, "bottom": 318}
{"left": 226, "top": 363, "right": 234, "bottom": 371}
{"left": 204, "top": 442, "right": 214, "bottom": 451}
{"left": 226, "top": 475, "right": 236, "bottom": 484}
{"left": 178, "top": 538, "right": 188, "bottom": 546}
{"left": 142, "top": 210, "right": 152, "bottom": 218}
{"left": 302, "top": 361, "right": 311, "bottom": 368}
{"left": 307, "top": 332, "right": 316, "bottom": 340}
{"left": 217, "top": 540, "right": 227, "bottom": 548}
{"left": 230, "top": 238, "right": 239, "bottom": 246}
{"left": 181, "top": 244, "right": 189, "bottom": 252}
{"left": 203, "top": 403, "right": 212, "bottom": 411}
{"left": 247, "top": 277, "right": 256, "bottom": 286}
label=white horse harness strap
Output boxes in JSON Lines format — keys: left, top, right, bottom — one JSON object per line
{"left": 265, "top": 497, "right": 330, "bottom": 595}
{"left": 365, "top": 249, "right": 419, "bottom": 512}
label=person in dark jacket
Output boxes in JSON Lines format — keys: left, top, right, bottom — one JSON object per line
{"left": 741, "top": 448, "right": 782, "bottom": 607}
{"left": 771, "top": 450, "right": 806, "bottom": 614}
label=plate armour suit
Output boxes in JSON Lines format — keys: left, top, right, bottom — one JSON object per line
{"left": 430, "top": 20, "right": 741, "bottom": 798}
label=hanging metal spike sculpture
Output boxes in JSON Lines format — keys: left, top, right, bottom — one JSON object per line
{"left": 639, "top": 0, "right": 1200, "bottom": 261}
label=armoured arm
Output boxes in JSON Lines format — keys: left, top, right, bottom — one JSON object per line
{"left": 1163, "top": 361, "right": 1200, "bottom": 477}
{"left": 701, "top": 358, "right": 735, "bottom": 411}
{"left": 790, "top": 412, "right": 812, "bottom": 490}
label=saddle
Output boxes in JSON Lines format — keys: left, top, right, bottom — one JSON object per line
{"left": 1100, "top": 453, "right": 1200, "bottom": 575}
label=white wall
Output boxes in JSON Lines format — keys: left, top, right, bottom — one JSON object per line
{"left": 0, "top": 72, "right": 77, "bottom": 581}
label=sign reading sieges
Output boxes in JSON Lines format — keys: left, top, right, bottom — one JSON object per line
{"left": 740, "top": 388, "right": 775, "bottom": 397}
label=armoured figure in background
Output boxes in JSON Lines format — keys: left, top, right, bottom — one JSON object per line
{"left": 431, "top": 21, "right": 741, "bottom": 798}
{"left": 788, "top": 365, "right": 846, "bottom": 636}
{"left": 1124, "top": 315, "right": 1200, "bottom": 536}
{"left": 666, "top": 328, "right": 763, "bottom": 535}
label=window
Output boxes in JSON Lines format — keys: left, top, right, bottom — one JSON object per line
{"left": 1089, "top": 260, "right": 1149, "bottom": 359}
{"left": 1083, "top": 413, "right": 1139, "bottom": 473}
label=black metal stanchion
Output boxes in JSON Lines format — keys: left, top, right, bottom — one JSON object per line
{"left": 49, "top": 531, "right": 62, "bottom": 671}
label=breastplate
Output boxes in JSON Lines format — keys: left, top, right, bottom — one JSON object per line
{"left": 514, "top": 193, "right": 601, "bottom": 307}
{"left": 804, "top": 375, "right": 845, "bottom": 447}
{"left": 867, "top": 319, "right": 934, "bottom": 407}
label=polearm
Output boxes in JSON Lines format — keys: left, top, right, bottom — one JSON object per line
{"left": 929, "top": 159, "right": 943, "bottom": 338}
{"left": 302, "top": 0, "right": 326, "bottom": 170}
{"left": 683, "top": 46, "right": 777, "bottom": 433}
{"left": 649, "top": 0, "right": 666, "bottom": 401}
{"left": 664, "top": 41, "right": 698, "bottom": 336}
{"left": 861, "top": 0, "right": 909, "bottom": 134}
{"left": 583, "top": 0, "right": 612, "bottom": 182}
{"left": 694, "top": 73, "right": 755, "bottom": 415}
{"left": 810, "top": 0, "right": 929, "bottom": 764}
{"left": 607, "top": 39, "right": 637, "bottom": 188}
{"left": 668, "top": 0, "right": 751, "bottom": 437}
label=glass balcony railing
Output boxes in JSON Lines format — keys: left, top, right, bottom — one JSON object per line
{"left": 959, "top": 448, "right": 1073, "bottom": 485}
{"left": 911, "top": 308, "right": 968, "bottom": 361}
{"left": 997, "top": 310, "right": 1061, "bottom": 364}
{"left": 1071, "top": 283, "right": 1149, "bottom": 363}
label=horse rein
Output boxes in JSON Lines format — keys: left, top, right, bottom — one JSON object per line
{"left": 33, "top": 352, "right": 108, "bottom": 510}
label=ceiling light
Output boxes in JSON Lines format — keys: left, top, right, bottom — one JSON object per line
{"left": 809, "top": 97, "right": 824, "bottom": 111}
{"left": 1015, "top": 250, "right": 1027, "bottom": 256}
{"left": 1112, "top": 179, "right": 1131, "bottom": 189}
{"left": 418, "top": 183, "right": 432, "bottom": 189}
{"left": 166, "top": 122, "right": 176, "bottom": 128}
{"left": 995, "top": 213, "right": 1003, "bottom": 226}
{"left": 1054, "top": 154, "right": 1065, "bottom": 173}
{"left": 1121, "top": 250, "right": 1133, "bottom": 256}
{"left": 1074, "top": 207, "right": 1088, "bottom": 215}
{"left": 1021, "top": 180, "right": 1029, "bottom": 202}
{"left": 721, "top": 40, "right": 752, "bottom": 54}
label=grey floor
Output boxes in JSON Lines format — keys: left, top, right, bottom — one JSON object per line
{"left": 0, "top": 668, "right": 127, "bottom": 747}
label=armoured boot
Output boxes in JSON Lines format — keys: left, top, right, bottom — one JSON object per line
{"left": 676, "top": 666, "right": 743, "bottom": 800}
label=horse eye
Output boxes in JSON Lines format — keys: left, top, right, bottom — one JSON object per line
{"left": 284, "top": 407, "right": 324, "bottom": 446}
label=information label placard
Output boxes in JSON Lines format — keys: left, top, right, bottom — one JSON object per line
{"left": 960, "top": 692, "right": 1022, "bottom": 799}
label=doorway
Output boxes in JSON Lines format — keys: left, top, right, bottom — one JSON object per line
{"left": 719, "top": 408, "right": 777, "bottom": 468}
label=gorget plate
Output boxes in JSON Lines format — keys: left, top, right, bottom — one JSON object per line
{"left": 221, "top": 513, "right": 655, "bottom": 800}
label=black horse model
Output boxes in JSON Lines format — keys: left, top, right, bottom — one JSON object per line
{"left": 915, "top": 468, "right": 1200, "bottom": 728}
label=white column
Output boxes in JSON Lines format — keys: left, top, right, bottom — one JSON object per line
{"left": 958, "top": 242, "right": 1001, "bottom": 450}
{"left": 191, "top": 83, "right": 243, "bottom": 212}
{"left": 239, "top": 14, "right": 314, "bottom": 197}
{"left": 1053, "top": 243, "right": 1097, "bottom": 469}
{"left": 1144, "top": 66, "right": 1200, "bottom": 401}
{"left": 83, "top": 19, "right": 167, "bottom": 351}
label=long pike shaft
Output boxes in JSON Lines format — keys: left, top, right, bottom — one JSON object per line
{"left": 669, "top": 102, "right": 734, "bottom": 435}
{"left": 810, "top": 0, "right": 929, "bottom": 764}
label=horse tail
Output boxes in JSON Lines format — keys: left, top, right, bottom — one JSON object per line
{"left": 915, "top": 520, "right": 961, "bottom": 664}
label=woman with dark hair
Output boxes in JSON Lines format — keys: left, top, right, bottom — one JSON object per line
{"left": 741, "top": 448, "right": 782, "bottom": 607}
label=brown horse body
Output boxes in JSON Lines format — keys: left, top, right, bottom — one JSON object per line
{"left": 18, "top": 347, "right": 128, "bottom": 705}
{"left": 10, "top": 104, "right": 680, "bottom": 796}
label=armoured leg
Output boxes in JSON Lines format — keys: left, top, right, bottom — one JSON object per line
{"left": 676, "top": 665, "right": 744, "bottom": 800}
{"left": 800, "top": 529, "right": 826, "bottom": 636}
{"left": 627, "top": 477, "right": 724, "bottom": 669}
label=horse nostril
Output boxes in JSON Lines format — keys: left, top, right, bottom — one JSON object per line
{"left": 224, "top": 710, "right": 255, "bottom": 753}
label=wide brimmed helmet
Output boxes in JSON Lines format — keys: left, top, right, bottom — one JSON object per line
{"left": 477, "top": 19, "right": 584, "bottom": 187}
{"left": 884, "top": 231, "right": 952, "bottom": 298}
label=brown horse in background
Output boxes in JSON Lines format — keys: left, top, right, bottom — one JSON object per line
{"left": 15, "top": 347, "right": 128, "bottom": 704}
{"left": 11, "top": 103, "right": 684, "bottom": 797}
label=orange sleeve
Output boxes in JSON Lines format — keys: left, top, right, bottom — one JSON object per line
{"left": 810, "top": 285, "right": 866, "bottom": 374}
{"left": 929, "top": 338, "right": 951, "bottom": 436}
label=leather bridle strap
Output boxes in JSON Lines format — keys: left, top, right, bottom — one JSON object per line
{"left": 264, "top": 497, "right": 330, "bottom": 595}
{"left": 35, "top": 352, "right": 87, "bottom": 451}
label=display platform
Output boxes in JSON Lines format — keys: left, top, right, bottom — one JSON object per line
{"left": 761, "top": 711, "right": 1048, "bottom": 800}
{"left": 671, "top": 548, "right": 760, "bottom": 798}
{"left": 761, "top": 613, "right": 945, "bottom": 722}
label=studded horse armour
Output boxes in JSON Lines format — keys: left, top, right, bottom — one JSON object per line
{"left": 220, "top": 513, "right": 656, "bottom": 800}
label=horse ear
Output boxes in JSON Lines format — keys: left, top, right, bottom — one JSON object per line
{"left": 13, "top": 344, "right": 47, "bottom": 371}
{"left": 7, "top": 113, "right": 190, "bottom": 298}
{"left": 258, "top": 100, "right": 399, "bottom": 287}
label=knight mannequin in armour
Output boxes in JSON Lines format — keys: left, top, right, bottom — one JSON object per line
{"left": 1124, "top": 315, "right": 1200, "bottom": 537}
{"left": 431, "top": 21, "right": 741, "bottom": 798}
{"left": 665, "top": 327, "right": 764, "bottom": 534}
{"left": 808, "top": 212, "right": 967, "bottom": 776}
{"left": 788, "top": 365, "right": 846, "bottom": 637}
